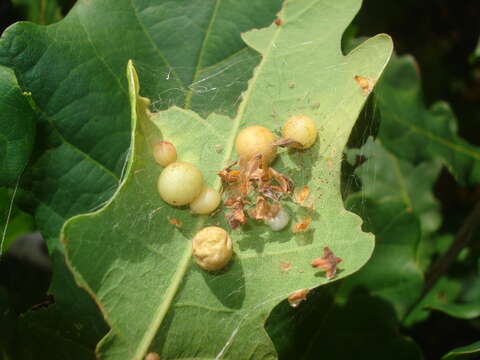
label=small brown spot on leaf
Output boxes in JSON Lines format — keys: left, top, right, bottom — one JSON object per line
{"left": 326, "top": 158, "right": 334, "bottom": 169}
{"left": 167, "top": 217, "right": 182, "bottom": 228}
{"left": 292, "top": 216, "right": 312, "bottom": 233}
{"left": 294, "top": 186, "right": 310, "bottom": 203}
{"left": 354, "top": 75, "right": 375, "bottom": 95}
{"left": 215, "top": 144, "right": 223, "bottom": 153}
{"left": 274, "top": 18, "right": 282, "bottom": 26}
{"left": 280, "top": 261, "right": 293, "bottom": 273}
{"left": 288, "top": 82, "right": 295, "bottom": 88}
{"left": 294, "top": 186, "right": 315, "bottom": 211}
{"left": 310, "top": 247, "right": 342, "bottom": 280}
{"left": 288, "top": 289, "right": 309, "bottom": 307}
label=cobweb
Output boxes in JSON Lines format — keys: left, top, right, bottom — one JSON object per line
{"left": 0, "top": 34, "right": 382, "bottom": 359}
{"left": 131, "top": 48, "right": 382, "bottom": 357}
{"left": 94, "top": 42, "right": 382, "bottom": 358}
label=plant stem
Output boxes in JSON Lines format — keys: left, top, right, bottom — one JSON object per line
{"left": 403, "top": 201, "right": 480, "bottom": 321}
{"left": 423, "top": 200, "right": 480, "bottom": 295}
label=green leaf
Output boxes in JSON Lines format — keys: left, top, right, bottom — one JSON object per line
{"left": 416, "top": 258, "right": 480, "bottom": 324}
{"left": 349, "top": 138, "right": 442, "bottom": 235}
{"left": 266, "top": 286, "right": 422, "bottom": 360}
{"left": 62, "top": 1, "right": 393, "bottom": 358}
{"left": 11, "top": 0, "right": 63, "bottom": 25}
{"left": 0, "top": 0, "right": 284, "bottom": 356}
{"left": 0, "top": 66, "right": 35, "bottom": 187}
{"left": 428, "top": 259, "right": 480, "bottom": 320}
{"left": 404, "top": 251, "right": 480, "bottom": 326}
{"left": 469, "top": 37, "right": 480, "bottom": 64}
{"left": 376, "top": 55, "right": 480, "bottom": 185}
{"left": 442, "top": 341, "right": 480, "bottom": 360}
{"left": 3, "top": 236, "right": 109, "bottom": 360}
{"left": 341, "top": 197, "right": 424, "bottom": 319}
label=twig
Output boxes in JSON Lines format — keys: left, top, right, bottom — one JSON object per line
{"left": 423, "top": 200, "right": 480, "bottom": 295}
{"left": 403, "top": 201, "right": 480, "bottom": 321}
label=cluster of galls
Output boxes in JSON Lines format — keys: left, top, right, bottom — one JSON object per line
{"left": 219, "top": 114, "right": 318, "bottom": 232}
{"left": 154, "top": 114, "right": 318, "bottom": 272}
{"left": 155, "top": 143, "right": 221, "bottom": 215}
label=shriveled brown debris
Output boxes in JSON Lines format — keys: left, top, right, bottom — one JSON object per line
{"left": 248, "top": 196, "right": 281, "bottom": 221}
{"left": 224, "top": 197, "right": 249, "bottom": 229}
{"left": 218, "top": 161, "right": 240, "bottom": 185}
{"left": 288, "top": 288, "right": 309, "bottom": 307}
{"left": 310, "top": 247, "right": 342, "bottom": 280}
{"left": 167, "top": 217, "right": 182, "bottom": 228}
{"left": 218, "top": 154, "right": 294, "bottom": 229}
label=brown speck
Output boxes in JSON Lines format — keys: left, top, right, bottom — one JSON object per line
{"left": 167, "top": 217, "right": 182, "bottom": 228}
{"left": 215, "top": 144, "right": 223, "bottom": 153}
{"left": 294, "top": 186, "right": 310, "bottom": 203}
{"left": 311, "top": 247, "right": 342, "bottom": 280}
{"left": 294, "top": 186, "right": 315, "bottom": 211}
{"left": 280, "top": 261, "right": 293, "bottom": 273}
{"left": 274, "top": 18, "right": 282, "bottom": 26}
{"left": 288, "top": 289, "right": 309, "bottom": 307}
{"left": 292, "top": 216, "right": 312, "bottom": 233}
{"left": 354, "top": 75, "right": 375, "bottom": 95}
{"left": 311, "top": 101, "right": 321, "bottom": 109}
{"left": 288, "top": 82, "right": 295, "bottom": 88}
{"left": 326, "top": 158, "right": 333, "bottom": 169}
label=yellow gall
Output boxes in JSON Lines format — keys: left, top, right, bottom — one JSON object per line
{"left": 153, "top": 141, "right": 177, "bottom": 167}
{"left": 192, "top": 226, "right": 233, "bottom": 271}
{"left": 235, "top": 126, "right": 277, "bottom": 165}
{"left": 282, "top": 115, "right": 317, "bottom": 149}
{"left": 190, "top": 186, "right": 221, "bottom": 215}
{"left": 157, "top": 162, "right": 203, "bottom": 206}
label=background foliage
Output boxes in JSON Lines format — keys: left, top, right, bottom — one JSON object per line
{"left": 0, "top": 0, "right": 479, "bottom": 359}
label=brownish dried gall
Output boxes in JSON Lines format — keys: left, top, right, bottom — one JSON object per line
{"left": 310, "top": 247, "right": 342, "bottom": 280}
{"left": 292, "top": 216, "right": 312, "bottom": 233}
{"left": 288, "top": 289, "right": 309, "bottom": 307}
{"left": 354, "top": 75, "right": 375, "bottom": 95}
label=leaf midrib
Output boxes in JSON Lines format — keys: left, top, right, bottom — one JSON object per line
{"left": 132, "top": 17, "right": 283, "bottom": 360}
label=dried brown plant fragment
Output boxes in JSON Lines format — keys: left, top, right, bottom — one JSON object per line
{"left": 310, "top": 247, "right": 342, "bottom": 279}
{"left": 292, "top": 216, "right": 312, "bottom": 233}
{"left": 288, "top": 288, "right": 309, "bottom": 307}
